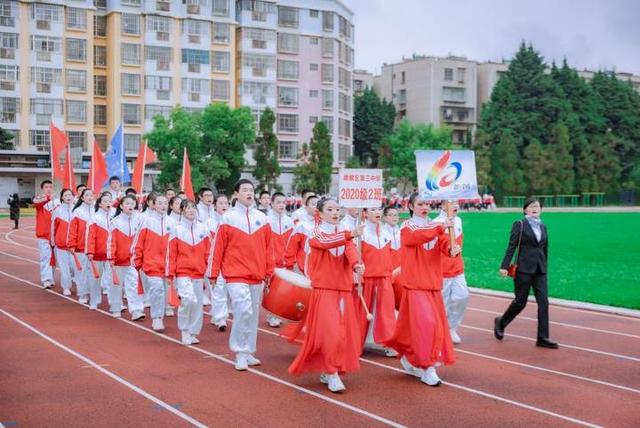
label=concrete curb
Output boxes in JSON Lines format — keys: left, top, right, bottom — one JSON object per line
{"left": 469, "top": 286, "right": 640, "bottom": 318}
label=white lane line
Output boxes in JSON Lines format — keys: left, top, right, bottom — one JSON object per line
{"left": 2, "top": 230, "right": 39, "bottom": 251}
{"left": 7, "top": 228, "right": 38, "bottom": 242}
{"left": 0, "top": 269, "right": 405, "bottom": 428}
{"left": 467, "top": 307, "right": 640, "bottom": 339}
{"left": 81, "top": 363, "right": 111, "bottom": 369}
{"left": 0, "top": 308, "right": 207, "bottom": 428}
{"left": 459, "top": 324, "right": 640, "bottom": 362}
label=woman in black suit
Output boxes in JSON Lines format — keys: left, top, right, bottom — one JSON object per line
{"left": 7, "top": 193, "right": 20, "bottom": 229}
{"left": 494, "top": 197, "right": 558, "bottom": 349}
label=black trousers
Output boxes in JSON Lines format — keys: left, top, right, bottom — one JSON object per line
{"left": 499, "top": 270, "right": 549, "bottom": 339}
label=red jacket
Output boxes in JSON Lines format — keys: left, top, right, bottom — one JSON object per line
{"left": 208, "top": 204, "right": 273, "bottom": 284}
{"left": 284, "top": 220, "right": 313, "bottom": 273}
{"left": 307, "top": 222, "right": 358, "bottom": 291}
{"left": 383, "top": 223, "right": 402, "bottom": 270}
{"left": 268, "top": 211, "right": 295, "bottom": 268}
{"left": 434, "top": 213, "right": 464, "bottom": 278}
{"left": 361, "top": 221, "right": 393, "bottom": 278}
{"left": 399, "top": 216, "right": 449, "bottom": 291}
{"left": 87, "top": 209, "right": 112, "bottom": 262}
{"left": 69, "top": 203, "right": 94, "bottom": 254}
{"left": 168, "top": 219, "right": 211, "bottom": 279}
{"left": 51, "top": 204, "right": 74, "bottom": 250}
{"left": 110, "top": 212, "right": 142, "bottom": 267}
{"left": 133, "top": 211, "right": 172, "bottom": 277}
{"left": 33, "top": 195, "right": 59, "bottom": 240}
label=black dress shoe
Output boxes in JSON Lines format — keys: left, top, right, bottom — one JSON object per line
{"left": 536, "top": 338, "right": 559, "bottom": 349}
{"left": 494, "top": 317, "right": 504, "bottom": 340}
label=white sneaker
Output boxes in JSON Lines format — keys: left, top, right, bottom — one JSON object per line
{"left": 235, "top": 354, "right": 248, "bottom": 371}
{"left": 165, "top": 308, "right": 175, "bottom": 317}
{"left": 78, "top": 296, "right": 88, "bottom": 304}
{"left": 152, "top": 318, "right": 165, "bottom": 332}
{"left": 420, "top": 366, "right": 442, "bottom": 387}
{"left": 111, "top": 311, "right": 121, "bottom": 318}
{"left": 384, "top": 348, "right": 399, "bottom": 357}
{"left": 89, "top": 304, "right": 97, "bottom": 311}
{"left": 181, "top": 331, "right": 192, "bottom": 345}
{"left": 190, "top": 336, "right": 200, "bottom": 345}
{"left": 102, "top": 289, "right": 108, "bottom": 295}
{"left": 62, "top": 289, "right": 72, "bottom": 296}
{"left": 450, "top": 329, "right": 462, "bottom": 345}
{"left": 246, "top": 355, "right": 261, "bottom": 366}
{"left": 42, "top": 281, "right": 53, "bottom": 289}
{"left": 131, "top": 311, "right": 145, "bottom": 321}
{"left": 203, "top": 294, "right": 211, "bottom": 306}
{"left": 321, "top": 373, "right": 345, "bottom": 393}
{"left": 400, "top": 356, "right": 424, "bottom": 378}
{"left": 267, "top": 315, "right": 282, "bottom": 328}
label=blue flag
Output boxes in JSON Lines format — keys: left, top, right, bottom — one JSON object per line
{"left": 104, "top": 125, "right": 131, "bottom": 185}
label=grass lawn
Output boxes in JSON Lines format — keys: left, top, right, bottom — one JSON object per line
{"left": 456, "top": 212, "right": 640, "bottom": 310}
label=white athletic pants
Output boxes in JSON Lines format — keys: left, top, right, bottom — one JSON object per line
{"left": 55, "top": 248, "right": 72, "bottom": 292}
{"left": 92, "top": 262, "right": 122, "bottom": 313}
{"left": 87, "top": 259, "right": 103, "bottom": 308}
{"left": 140, "top": 270, "right": 150, "bottom": 307}
{"left": 76, "top": 253, "right": 92, "bottom": 299}
{"left": 175, "top": 277, "right": 204, "bottom": 336}
{"left": 210, "top": 276, "right": 229, "bottom": 325}
{"left": 37, "top": 239, "right": 53, "bottom": 285}
{"left": 101, "top": 263, "right": 112, "bottom": 293}
{"left": 442, "top": 274, "right": 469, "bottom": 330}
{"left": 146, "top": 275, "right": 166, "bottom": 320}
{"left": 114, "top": 266, "right": 143, "bottom": 314}
{"left": 227, "top": 282, "right": 264, "bottom": 356}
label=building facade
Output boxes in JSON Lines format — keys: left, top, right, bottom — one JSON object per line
{"left": 352, "top": 68, "right": 373, "bottom": 96}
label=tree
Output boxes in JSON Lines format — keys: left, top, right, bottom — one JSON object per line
{"left": 253, "top": 107, "right": 281, "bottom": 191}
{"left": 353, "top": 88, "right": 396, "bottom": 166}
{"left": 309, "top": 121, "right": 333, "bottom": 193}
{"left": 292, "top": 143, "right": 315, "bottom": 193}
{"left": 522, "top": 140, "right": 549, "bottom": 194}
{"left": 591, "top": 132, "right": 622, "bottom": 193}
{"left": 490, "top": 131, "right": 525, "bottom": 202}
{"left": 546, "top": 122, "right": 575, "bottom": 194}
{"left": 345, "top": 156, "right": 362, "bottom": 168}
{"left": 0, "top": 127, "right": 15, "bottom": 150}
{"left": 472, "top": 130, "right": 493, "bottom": 190}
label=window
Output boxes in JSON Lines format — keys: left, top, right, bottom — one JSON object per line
{"left": 94, "top": 0, "right": 107, "bottom": 10}
{"left": 278, "top": 87, "right": 298, "bottom": 106}
{"left": 182, "top": 19, "right": 208, "bottom": 37}
{"left": 338, "top": 144, "right": 351, "bottom": 161}
{"left": 95, "top": 133, "right": 107, "bottom": 151}
{"left": 122, "top": 103, "right": 141, "bottom": 124}
{"left": 147, "top": 15, "right": 171, "bottom": 39}
{"left": 339, "top": 93, "right": 351, "bottom": 113}
{"left": 321, "top": 116, "right": 333, "bottom": 134}
{"left": 32, "top": 4, "right": 62, "bottom": 22}
{"left": 145, "top": 46, "right": 172, "bottom": 70}
{"left": 66, "top": 69, "right": 87, "bottom": 93}
{"left": 309, "top": 90, "right": 318, "bottom": 98}
{"left": 444, "top": 68, "right": 453, "bottom": 81}
{"left": 457, "top": 67, "right": 466, "bottom": 83}
{"left": 181, "top": 78, "right": 209, "bottom": 97}
{"left": 121, "top": 0, "right": 142, "bottom": 6}
{"left": 338, "top": 15, "right": 352, "bottom": 40}
{"left": 68, "top": 131, "right": 86, "bottom": 153}
{"left": 94, "top": 15, "right": 106, "bottom": 36}
{"left": 338, "top": 67, "right": 351, "bottom": 88}
{"left": 401, "top": 71, "right": 406, "bottom": 84}
{"left": 145, "top": 105, "right": 171, "bottom": 121}
{"left": 145, "top": 75, "right": 171, "bottom": 90}
{"left": 94, "top": 75, "right": 107, "bottom": 96}
{"left": 212, "top": 51, "right": 230, "bottom": 72}
{"left": 121, "top": 73, "right": 141, "bottom": 95}
{"left": 278, "top": 114, "right": 298, "bottom": 133}
{"left": 30, "top": 130, "right": 50, "bottom": 150}
{"left": 30, "top": 98, "right": 63, "bottom": 115}
{"left": 321, "top": 64, "right": 334, "bottom": 83}
{"left": 279, "top": 141, "right": 298, "bottom": 159}
{"left": 322, "top": 90, "right": 333, "bottom": 108}
{"left": 278, "top": 6, "right": 298, "bottom": 28}
{"left": 338, "top": 118, "right": 351, "bottom": 138}
{"left": 94, "top": 46, "right": 107, "bottom": 66}
{"left": 94, "top": 104, "right": 106, "bottom": 125}
{"left": 442, "top": 87, "right": 466, "bottom": 102}
{"left": 124, "top": 134, "right": 140, "bottom": 153}
{"left": 213, "top": 23, "right": 230, "bottom": 44}
{"left": 30, "top": 67, "right": 62, "bottom": 86}
{"left": 212, "top": 0, "right": 229, "bottom": 17}
{"left": 156, "top": 0, "right": 170, "bottom": 12}
{"left": 66, "top": 8, "right": 87, "bottom": 30}
{"left": 121, "top": 13, "right": 140, "bottom": 35}
{"left": 277, "top": 60, "right": 299, "bottom": 80}
{"left": 121, "top": 43, "right": 141, "bottom": 65}
{"left": 321, "top": 38, "right": 334, "bottom": 58}
{"left": 0, "top": 97, "right": 19, "bottom": 123}
{"left": 66, "top": 38, "right": 87, "bottom": 61}
{"left": 239, "top": 81, "right": 274, "bottom": 105}
{"left": 66, "top": 100, "right": 87, "bottom": 123}
{"left": 242, "top": 53, "right": 274, "bottom": 77}
{"left": 0, "top": 1, "right": 16, "bottom": 27}
{"left": 0, "top": 65, "right": 19, "bottom": 82}
{"left": 211, "top": 79, "right": 229, "bottom": 100}
{"left": 309, "top": 10, "right": 319, "bottom": 18}
{"left": 30, "top": 36, "right": 61, "bottom": 53}
{"left": 309, "top": 116, "right": 318, "bottom": 124}
{"left": 322, "top": 11, "right": 334, "bottom": 31}
{"left": 0, "top": 32, "right": 17, "bottom": 59}
{"left": 310, "top": 63, "right": 318, "bottom": 71}
{"left": 278, "top": 33, "right": 298, "bottom": 54}
{"left": 182, "top": 49, "right": 209, "bottom": 64}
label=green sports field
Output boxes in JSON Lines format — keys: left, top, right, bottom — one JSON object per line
{"left": 456, "top": 212, "right": 640, "bottom": 310}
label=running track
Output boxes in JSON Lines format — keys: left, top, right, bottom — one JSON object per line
{"left": 1, "top": 219, "right": 638, "bottom": 427}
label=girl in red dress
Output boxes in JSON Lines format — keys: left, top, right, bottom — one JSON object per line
{"left": 288, "top": 198, "right": 364, "bottom": 393}
{"left": 383, "top": 193, "right": 460, "bottom": 386}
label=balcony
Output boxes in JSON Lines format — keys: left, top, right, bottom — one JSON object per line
{"left": 0, "top": 16, "right": 15, "bottom": 27}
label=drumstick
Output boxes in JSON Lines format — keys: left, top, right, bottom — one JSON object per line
{"left": 443, "top": 201, "right": 456, "bottom": 256}
{"left": 355, "top": 209, "right": 374, "bottom": 321}
{"left": 72, "top": 252, "right": 83, "bottom": 271}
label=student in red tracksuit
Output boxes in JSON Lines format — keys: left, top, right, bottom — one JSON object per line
{"left": 357, "top": 206, "right": 397, "bottom": 356}
{"left": 87, "top": 192, "right": 118, "bottom": 316}
{"left": 51, "top": 188, "right": 75, "bottom": 296}
{"left": 383, "top": 193, "right": 460, "bottom": 387}
{"left": 69, "top": 189, "right": 95, "bottom": 307}
{"left": 111, "top": 195, "right": 145, "bottom": 321}
{"left": 209, "top": 193, "right": 231, "bottom": 331}
{"left": 208, "top": 179, "right": 273, "bottom": 371}
{"left": 133, "top": 194, "right": 172, "bottom": 332}
{"left": 284, "top": 195, "right": 318, "bottom": 273}
{"left": 33, "top": 179, "right": 59, "bottom": 289}
{"left": 383, "top": 206, "right": 403, "bottom": 306}
{"left": 168, "top": 199, "right": 212, "bottom": 345}
{"left": 265, "top": 191, "right": 295, "bottom": 328}
{"left": 288, "top": 198, "right": 364, "bottom": 393}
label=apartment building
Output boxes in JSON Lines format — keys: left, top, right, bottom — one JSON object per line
{"left": 353, "top": 68, "right": 373, "bottom": 96}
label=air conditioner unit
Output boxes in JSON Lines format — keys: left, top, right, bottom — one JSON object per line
{"left": 156, "top": 90, "right": 170, "bottom": 100}
{"left": 37, "top": 82, "right": 51, "bottom": 93}
{"left": 188, "top": 63, "right": 200, "bottom": 73}
{"left": 36, "top": 20, "right": 50, "bottom": 30}
{"left": 156, "top": 59, "right": 170, "bottom": 71}
{"left": 36, "top": 51, "right": 51, "bottom": 61}
{"left": 157, "top": 1, "right": 170, "bottom": 12}
{"left": 188, "top": 34, "right": 200, "bottom": 44}
{"left": 187, "top": 4, "right": 200, "bottom": 14}
{"left": 156, "top": 31, "right": 170, "bottom": 41}
{"left": 0, "top": 112, "right": 16, "bottom": 123}
{"left": 252, "top": 67, "right": 266, "bottom": 77}
{"left": 36, "top": 114, "right": 51, "bottom": 126}
{"left": 252, "top": 39, "right": 266, "bottom": 49}
{"left": 189, "top": 92, "right": 200, "bottom": 102}
{"left": 0, "top": 80, "right": 15, "bottom": 90}
{"left": 0, "top": 48, "right": 15, "bottom": 59}
{"left": 252, "top": 11, "right": 266, "bottom": 22}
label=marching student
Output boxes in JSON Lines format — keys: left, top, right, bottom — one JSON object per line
{"left": 284, "top": 195, "right": 318, "bottom": 272}
{"left": 138, "top": 191, "right": 158, "bottom": 308}
{"left": 358, "top": 206, "right": 397, "bottom": 356}
{"left": 208, "top": 179, "right": 273, "bottom": 371}
{"left": 69, "top": 188, "right": 95, "bottom": 307}
{"left": 111, "top": 195, "right": 145, "bottom": 321}
{"left": 165, "top": 188, "right": 176, "bottom": 200}
{"left": 383, "top": 193, "right": 460, "bottom": 387}
{"left": 33, "top": 180, "right": 59, "bottom": 289}
{"left": 107, "top": 176, "right": 122, "bottom": 201}
{"left": 434, "top": 202, "right": 468, "bottom": 344}
{"left": 168, "top": 195, "right": 183, "bottom": 224}
{"left": 168, "top": 199, "right": 212, "bottom": 345}
{"left": 287, "top": 197, "right": 364, "bottom": 393}
{"left": 133, "top": 194, "right": 172, "bottom": 332}
{"left": 51, "top": 188, "right": 75, "bottom": 296}
{"left": 291, "top": 189, "right": 315, "bottom": 224}
{"left": 265, "top": 192, "right": 295, "bottom": 328}
{"left": 257, "top": 190, "right": 271, "bottom": 214}
{"left": 340, "top": 207, "right": 359, "bottom": 231}
{"left": 196, "top": 187, "right": 216, "bottom": 223}
{"left": 383, "top": 206, "right": 403, "bottom": 306}
{"left": 209, "top": 193, "right": 230, "bottom": 331}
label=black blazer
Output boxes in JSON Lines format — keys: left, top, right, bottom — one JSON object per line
{"left": 500, "top": 219, "right": 548, "bottom": 274}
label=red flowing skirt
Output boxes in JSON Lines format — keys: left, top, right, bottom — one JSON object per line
{"left": 288, "top": 288, "right": 361, "bottom": 376}
{"left": 356, "top": 277, "right": 397, "bottom": 347}
{"left": 383, "top": 288, "right": 455, "bottom": 369}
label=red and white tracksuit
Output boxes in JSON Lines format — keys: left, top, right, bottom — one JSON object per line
{"left": 168, "top": 218, "right": 211, "bottom": 337}
{"left": 268, "top": 210, "right": 295, "bottom": 268}
{"left": 51, "top": 203, "right": 74, "bottom": 292}
{"left": 383, "top": 216, "right": 455, "bottom": 369}
{"left": 208, "top": 204, "right": 274, "bottom": 359}
{"left": 133, "top": 210, "right": 172, "bottom": 320}
{"left": 111, "top": 211, "right": 144, "bottom": 315}
{"left": 284, "top": 216, "right": 314, "bottom": 273}
{"left": 33, "top": 195, "right": 59, "bottom": 285}
{"left": 69, "top": 203, "right": 94, "bottom": 301}
{"left": 435, "top": 212, "right": 468, "bottom": 331}
{"left": 197, "top": 202, "right": 216, "bottom": 224}
{"left": 205, "top": 215, "right": 229, "bottom": 327}
{"left": 87, "top": 208, "right": 118, "bottom": 312}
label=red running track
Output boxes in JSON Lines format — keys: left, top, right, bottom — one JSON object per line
{"left": 1, "top": 219, "right": 639, "bottom": 427}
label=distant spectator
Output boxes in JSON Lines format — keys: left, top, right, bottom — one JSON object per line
{"left": 7, "top": 193, "right": 20, "bottom": 229}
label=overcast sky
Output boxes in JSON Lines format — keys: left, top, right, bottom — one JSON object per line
{"left": 348, "top": 0, "right": 640, "bottom": 76}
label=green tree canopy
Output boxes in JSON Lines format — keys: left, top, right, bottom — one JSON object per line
{"left": 253, "top": 107, "right": 281, "bottom": 191}
{"left": 353, "top": 88, "right": 396, "bottom": 166}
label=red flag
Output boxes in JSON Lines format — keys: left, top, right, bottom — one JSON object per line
{"left": 180, "top": 147, "right": 195, "bottom": 200}
{"left": 167, "top": 278, "right": 180, "bottom": 307}
{"left": 87, "top": 140, "right": 108, "bottom": 192}
{"left": 131, "top": 142, "right": 157, "bottom": 193}
{"left": 49, "top": 123, "right": 68, "bottom": 181}
{"left": 63, "top": 139, "right": 77, "bottom": 192}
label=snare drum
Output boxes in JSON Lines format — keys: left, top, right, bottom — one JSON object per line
{"left": 263, "top": 268, "right": 312, "bottom": 322}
